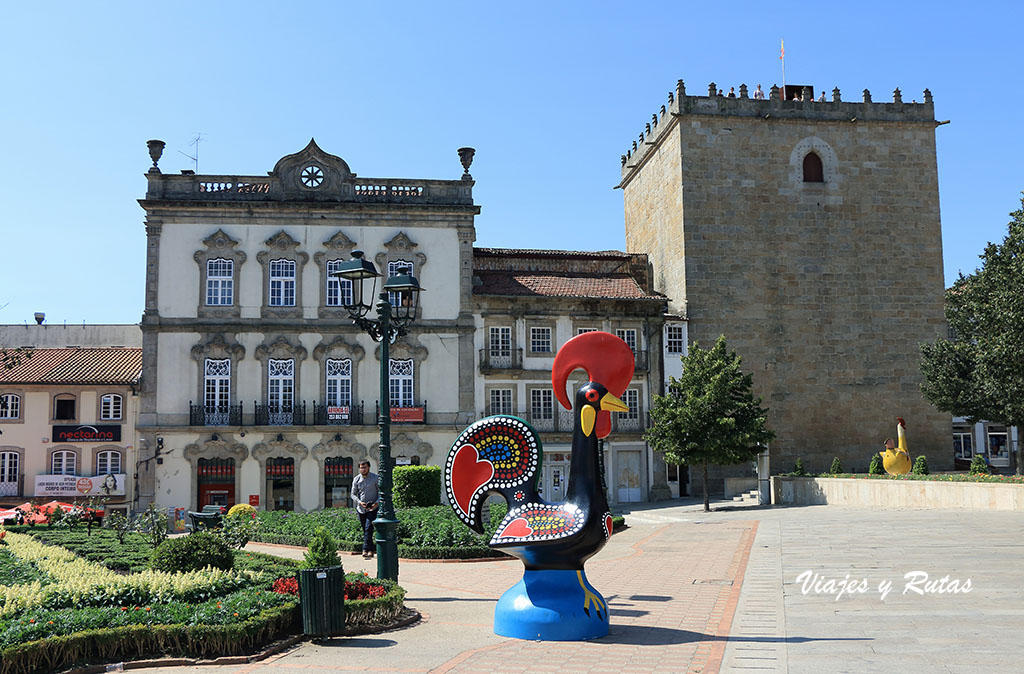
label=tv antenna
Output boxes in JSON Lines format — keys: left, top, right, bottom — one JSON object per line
{"left": 178, "top": 133, "right": 204, "bottom": 172}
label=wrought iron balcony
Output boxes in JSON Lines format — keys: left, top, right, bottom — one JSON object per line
{"left": 254, "top": 402, "right": 307, "bottom": 427}
{"left": 479, "top": 348, "right": 523, "bottom": 371}
{"left": 189, "top": 402, "right": 243, "bottom": 427}
{"left": 613, "top": 411, "right": 649, "bottom": 433}
{"left": 524, "top": 408, "right": 575, "bottom": 433}
{"left": 377, "top": 400, "right": 427, "bottom": 424}
{"left": 312, "top": 401, "right": 366, "bottom": 426}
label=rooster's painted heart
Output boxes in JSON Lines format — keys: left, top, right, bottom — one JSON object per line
{"left": 498, "top": 517, "right": 534, "bottom": 538}
{"left": 451, "top": 444, "right": 494, "bottom": 520}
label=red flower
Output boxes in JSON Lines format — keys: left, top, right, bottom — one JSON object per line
{"left": 29, "top": 619, "right": 35, "bottom": 624}
{"left": 121, "top": 607, "right": 128, "bottom": 611}
{"left": 272, "top": 577, "right": 300, "bottom": 596}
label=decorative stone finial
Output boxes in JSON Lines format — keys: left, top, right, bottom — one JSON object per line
{"left": 893, "top": 88, "right": 902, "bottom": 104}
{"left": 708, "top": 82, "right": 717, "bottom": 96}
{"left": 645, "top": 123, "right": 651, "bottom": 135}
{"left": 676, "top": 79, "right": 685, "bottom": 98}
{"left": 923, "top": 88, "right": 933, "bottom": 104}
{"left": 668, "top": 91, "right": 674, "bottom": 104}
{"left": 770, "top": 84, "right": 780, "bottom": 100}
{"left": 621, "top": 155, "right": 627, "bottom": 166}
{"left": 801, "top": 86, "right": 812, "bottom": 102}
{"left": 457, "top": 147, "right": 475, "bottom": 177}
{"left": 632, "top": 141, "right": 637, "bottom": 151}
{"left": 660, "top": 104, "right": 666, "bottom": 117}
{"left": 739, "top": 84, "right": 748, "bottom": 98}
{"left": 863, "top": 89, "right": 872, "bottom": 103}
{"left": 147, "top": 139, "right": 165, "bottom": 174}
{"left": 832, "top": 87, "right": 841, "bottom": 102}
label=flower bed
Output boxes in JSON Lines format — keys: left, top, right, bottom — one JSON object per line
{"left": 270, "top": 570, "right": 404, "bottom": 627}
{"left": 0, "top": 532, "right": 408, "bottom": 674}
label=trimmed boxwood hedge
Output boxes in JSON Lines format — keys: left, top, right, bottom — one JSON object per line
{"left": 393, "top": 465, "right": 442, "bottom": 508}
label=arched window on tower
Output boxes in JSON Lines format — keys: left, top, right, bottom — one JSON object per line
{"left": 803, "top": 152, "right": 824, "bottom": 183}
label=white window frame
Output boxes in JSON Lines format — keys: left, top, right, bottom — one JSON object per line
{"left": 0, "top": 394, "right": 20, "bottom": 419}
{"left": 96, "top": 450, "right": 122, "bottom": 475}
{"left": 204, "top": 358, "right": 231, "bottom": 425}
{"left": 389, "top": 358, "right": 414, "bottom": 407}
{"left": 100, "top": 394, "right": 123, "bottom": 421}
{"left": 269, "top": 259, "right": 296, "bottom": 307}
{"left": 387, "top": 260, "right": 413, "bottom": 308}
{"left": 616, "top": 328, "right": 638, "bottom": 353}
{"left": 622, "top": 389, "right": 641, "bottom": 420}
{"left": 326, "top": 359, "right": 352, "bottom": 407}
{"left": 488, "top": 388, "right": 513, "bottom": 416}
{"left": 52, "top": 450, "right": 77, "bottom": 476}
{"left": 326, "top": 260, "right": 354, "bottom": 307}
{"left": 206, "top": 258, "right": 234, "bottom": 306}
{"left": 577, "top": 327, "right": 598, "bottom": 336}
{"left": 531, "top": 389, "right": 554, "bottom": 420}
{"left": 489, "top": 326, "right": 511, "bottom": 355}
{"left": 530, "top": 327, "right": 552, "bottom": 353}
{"left": 953, "top": 430, "right": 973, "bottom": 460}
{"left": 666, "top": 324, "right": 686, "bottom": 354}
{"left": 268, "top": 359, "right": 295, "bottom": 411}
{"left": 0, "top": 451, "right": 18, "bottom": 496}
{"left": 987, "top": 428, "right": 1009, "bottom": 464}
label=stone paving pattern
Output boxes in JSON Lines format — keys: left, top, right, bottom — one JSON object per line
{"left": 142, "top": 499, "right": 1024, "bottom": 674}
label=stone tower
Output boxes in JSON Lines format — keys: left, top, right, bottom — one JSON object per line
{"left": 620, "top": 81, "right": 949, "bottom": 486}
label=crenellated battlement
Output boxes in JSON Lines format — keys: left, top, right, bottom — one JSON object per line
{"left": 619, "top": 80, "right": 937, "bottom": 184}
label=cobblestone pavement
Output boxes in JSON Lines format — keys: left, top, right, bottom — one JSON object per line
{"left": 140, "top": 499, "right": 1024, "bottom": 674}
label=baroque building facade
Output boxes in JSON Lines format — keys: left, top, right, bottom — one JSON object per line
{"left": 620, "top": 81, "right": 951, "bottom": 491}
{"left": 137, "top": 140, "right": 668, "bottom": 512}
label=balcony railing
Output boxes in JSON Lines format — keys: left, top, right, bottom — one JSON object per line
{"left": 312, "top": 402, "right": 366, "bottom": 426}
{"left": 632, "top": 350, "right": 650, "bottom": 372}
{"left": 377, "top": 400, "right": 427, "bottom": 424}
{"left": 254, "top": 402, "right": 307, "bottom": 427}
{"left": 613, "top": 412, "right": 648, "bottom": 433}
{"left": 479, "top": 348, "right": 523, "bottom": 371}
{"left": 189, "top": 403, "right": 243, "bottom": 427}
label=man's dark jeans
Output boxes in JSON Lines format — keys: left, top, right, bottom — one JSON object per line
{"left": 359, "top": 510, "right": 376, "bottom": 553}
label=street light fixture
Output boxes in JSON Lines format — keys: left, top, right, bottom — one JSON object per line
{"left": 334, "top": 249, "right": 423, "bottom": 581}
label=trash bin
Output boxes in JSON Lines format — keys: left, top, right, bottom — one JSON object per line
{"left": 297, "top": 566, "right": 346, "bottom": 638}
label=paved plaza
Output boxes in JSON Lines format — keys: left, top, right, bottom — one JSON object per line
{"left": 143, "top": 500, "right": 1024, "bottom": 674}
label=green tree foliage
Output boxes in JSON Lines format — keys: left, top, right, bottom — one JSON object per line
{"left": 393, "top": 465, "right": 442, "bottom": 508}
{"left": 302, "top": 526, "right": 342, "bottom": 569}
{"left": 792, "top": 458, "right": 808, "bottom": 476}
{"left": 645, "top": 336, "right": 775, "bottom": 512}
{"left": 868, "top": 453, "right": 884, "bottom": 475}
{"left": 912, "top": 455, "right": 929, "bottom": 475}
{"left": 969, "top": 454, "right": 990, "bottom": 475}
{"left": 829, "top": 457, "right": 843, "bottom": 474}
{"left": 921, "top": 196, "right": 1024, "bottom": 474}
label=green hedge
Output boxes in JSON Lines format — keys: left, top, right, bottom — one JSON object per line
{"left": 393, "top": 466, "right": 442, "bottom": 508}
{"left": 0, "top": 600, "right": 298, "bottom": 674}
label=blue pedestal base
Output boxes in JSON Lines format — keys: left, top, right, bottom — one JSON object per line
{"left": 494, "top": 568, "right": 609, "bottom": 641}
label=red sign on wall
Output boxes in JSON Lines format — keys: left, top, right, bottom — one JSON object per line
{"left": 249, "top": 495, "right": 260, "bottom": 507}
{"left": 390, "top": 407, "right": 424, "bottom": 423}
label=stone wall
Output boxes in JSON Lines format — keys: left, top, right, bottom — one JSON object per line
{"left": 622, "top": 83, "right": 950, "bottom": 484}
{"left": 772, "top": 476, "right": 1024, "bottom": 511}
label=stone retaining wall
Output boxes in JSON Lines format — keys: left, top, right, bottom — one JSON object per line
{"left": 771, "top": 476, "right": 1024, "bottom": 511}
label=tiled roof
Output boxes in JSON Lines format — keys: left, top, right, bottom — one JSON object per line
{"left": 474, "top": 247, "right": 631, "bottom": 260}
{"left": 0, "top": 348, "right": 142, "bottom": 385}
{"left": 474, "top": 270, "right": 665, "bottom": 301}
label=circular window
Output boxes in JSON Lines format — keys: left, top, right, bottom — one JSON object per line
{"left": 300, "top": 165, "right": 325, "bottom": 189}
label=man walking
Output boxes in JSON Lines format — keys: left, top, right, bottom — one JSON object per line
{"left": 352, "top": 460, "right": 379, "bottom": 559}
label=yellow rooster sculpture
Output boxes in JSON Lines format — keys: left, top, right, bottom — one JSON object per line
{"left": 880, "top": 417, "right": 912, "bottom": 475}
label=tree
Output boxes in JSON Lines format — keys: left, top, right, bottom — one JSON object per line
{"left": 920, "top": 195, "right": 1024, "bottom": 474}
{"left": 645, "top": 336, "right": 775, "bottom": 512}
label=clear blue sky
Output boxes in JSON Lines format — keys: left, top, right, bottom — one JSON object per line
{"left": 1, "top": 2, "right": 1020, "bottom": 325}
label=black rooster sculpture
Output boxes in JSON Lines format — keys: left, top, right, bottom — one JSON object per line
{"left": 444, "top": 331, "right": 634, "bottom": 640}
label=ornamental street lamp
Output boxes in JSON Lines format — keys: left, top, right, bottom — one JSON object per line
{"left": 334, "top": 250, "right": 422, "bottom": 581}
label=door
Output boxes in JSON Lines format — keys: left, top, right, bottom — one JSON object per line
{"left": 0, "top": 452, "right": 19, "bottom": 497}
{"left": 616, "top": 450, "right": 643, "bottom": 503}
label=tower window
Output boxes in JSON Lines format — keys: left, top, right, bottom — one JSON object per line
{"left": 802, "top": 152, "right": 824, "bottom": 183}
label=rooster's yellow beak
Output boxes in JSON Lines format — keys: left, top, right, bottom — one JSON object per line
{"left": 600, "top": 392, "right": 628, "bottom": 413}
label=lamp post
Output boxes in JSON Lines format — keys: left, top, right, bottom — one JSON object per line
{"left": 334, "top": 250, "right": 422, "bottom": 581}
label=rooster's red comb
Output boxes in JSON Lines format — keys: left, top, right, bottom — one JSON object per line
{"left": 552, "top": 331, "right": 635, "bottom": 412}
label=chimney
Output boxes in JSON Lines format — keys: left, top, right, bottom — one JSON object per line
{"left": 34, "top": 312, "right": 45, "bottom": 325}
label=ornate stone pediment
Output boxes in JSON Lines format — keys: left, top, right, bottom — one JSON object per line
{"left": 375, "top": 231, "right": 427, "bottom": 271}
{"left": 312, "top": 436, "right": 369, "bottom": 461}
{"left": 375, "top": 334, "right": 428, "bottom": 362}
{"left": 191, "top": 334, "right": 246, "bottom": 361}
{"left": 313, "top": 336, "right": 365, "bottom": 362}
{"left": 270, "top": 139, "right": 354, "bottom": 200}
{"left": 391, "top": 432, "right": 433, "bottom": 463}
{"left": 257, "top": 231, "right": 308, "bottom": 264}
{"left": 252, "top": 438, "right": 309, "bottom": 461}
{"left": 255, "top": 336, "right": 308, "bottom": 362}
{"left": 184, "top": 438, "right": 248, "bottom": 462}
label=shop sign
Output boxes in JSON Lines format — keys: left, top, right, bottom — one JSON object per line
{"left": 52, "top": 425, "right": 122, "bottom": 443}
{"left": 34, "top": 473, "right": 126, "bottom": 497}
{"left": 327, "top": 406, "right": 350, "bottom": 421}
{"left": 249, "top": 495, "right": 260, "bottom": 507}
{"left": 390, "top": 407, "right": 424, "bottom": 423}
